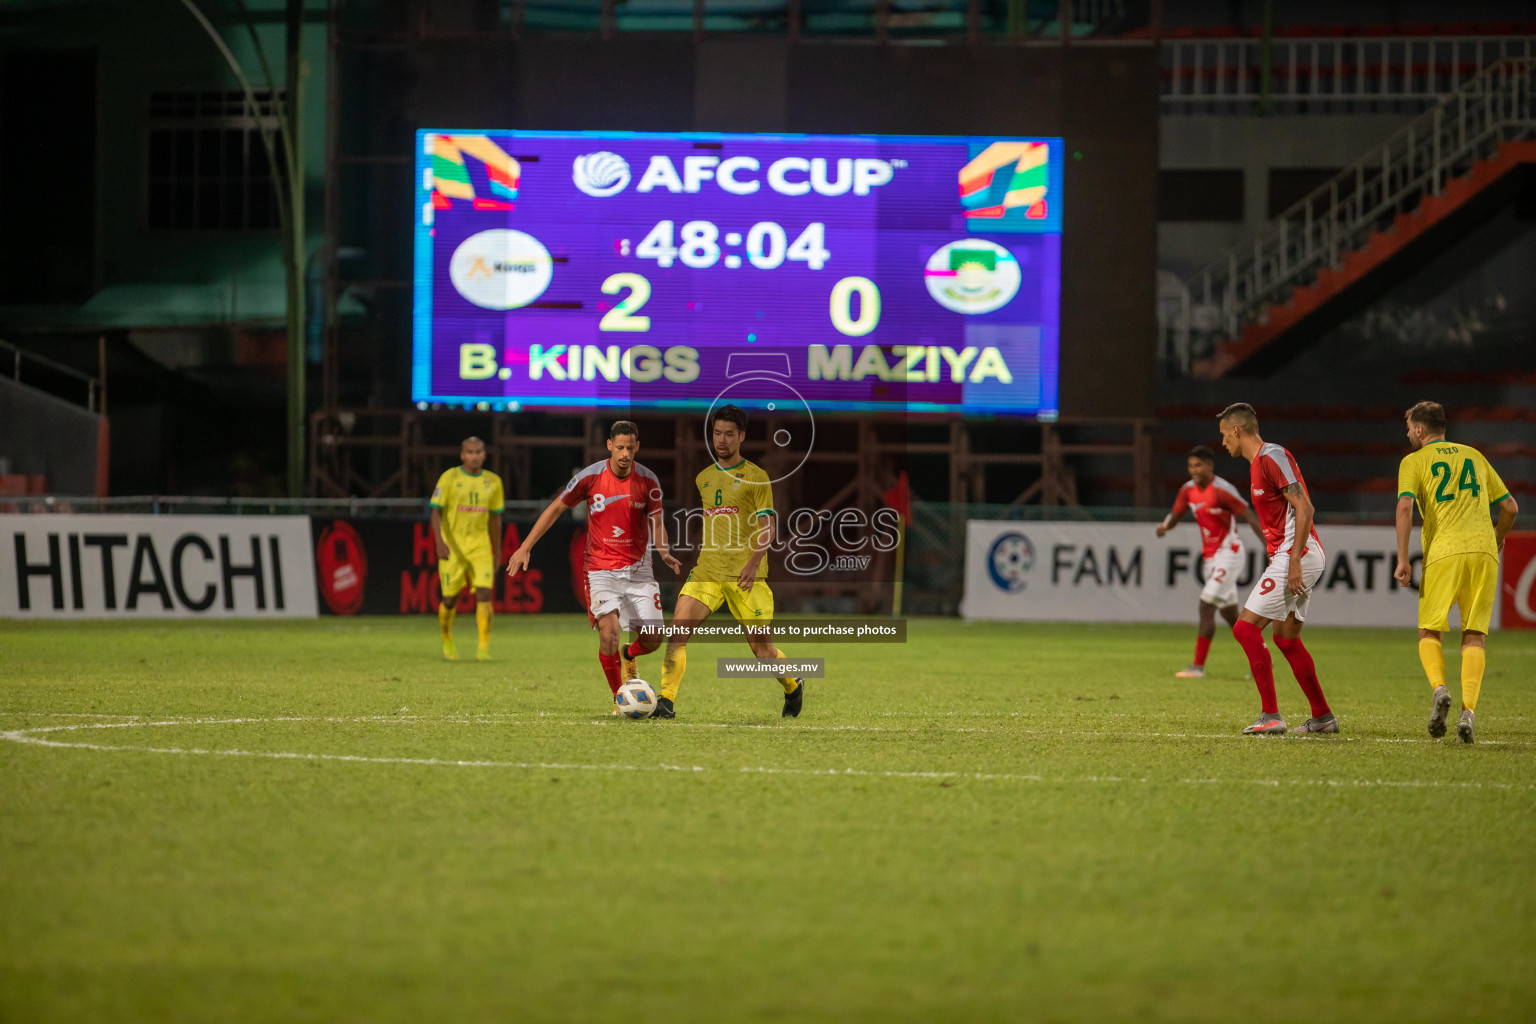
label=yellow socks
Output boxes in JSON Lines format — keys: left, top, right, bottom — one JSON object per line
{"left": 476, "top": 602, "right": 492, "bottom": 649}
{"left": 438, "top": 602, "right": 456, "bottom": 640}
{"left": 773, "top": 648, "right": 799, "bottom": 694}
{"left": 1461, "top": 646, "right": 1485, "bottom": 711}
{"left": 1423, "top": 637, "right": 1486, "bottom": 711}
{"left": 1418, "top": 637, "right": 1445, "bottom": 691}
{"left": 660, "top": 646, "right": 686, "bottom": 701}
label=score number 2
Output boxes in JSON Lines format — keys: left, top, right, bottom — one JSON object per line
{"left": 600, "top": 273, "right": 651, "bottom": 332}
{"left": 599, "top": 271, "right": 881, "bottom": 337}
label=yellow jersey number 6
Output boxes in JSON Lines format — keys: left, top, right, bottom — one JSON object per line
{"left": 600, "top": 273, "right": 651, "bottom": 332}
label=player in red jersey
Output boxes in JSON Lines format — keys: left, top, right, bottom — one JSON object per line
{"left": 506, "top": 421, "right": 681, "bottom": 705}
{"left": 1217, "top": 403, "right": 1339, "bottom": 736}
{"left": 1156, "top": 444, "right": 1264, "bottom": 678}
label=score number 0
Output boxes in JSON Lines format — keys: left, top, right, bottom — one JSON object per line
{"left": 599, "top": 272, "right": 880, "bottom": 337}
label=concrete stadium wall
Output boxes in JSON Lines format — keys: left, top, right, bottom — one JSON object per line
{"left": 1159, "top": 113, "right": 1418, "bottom": 279}
{"left": 0, "top": 377, "right": 107, "bottom": 496}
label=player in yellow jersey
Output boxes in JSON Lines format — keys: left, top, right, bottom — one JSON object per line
{"left": 429, "top": 436, "right": 505, "bottom": 662}
{"left": 1394, "top": 402, "right": 1519, "bottom": 743}
{"left": 654, "top": 405, "right": 805, "bottom": 719}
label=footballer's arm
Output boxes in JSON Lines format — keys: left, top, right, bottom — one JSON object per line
{"left": 649, "top": 510, "right": 682, "bottom": 575}
{"left": 1393, "top": 495, "right": 1416, "bottom": 586}
{"left": 506, "top": 495, "right": 568, "bottom": 577}
{"left": 1494, "top": 493, "right": 1519, "bottom": 550}
{"left": 489, "top": 510, "right": 502, "bottom": 572}
{"left": 430, "top": 506, "right": 455, "bottom": 562}
{"left": 1154, "top": 506, "right": 1186, "bottom": 538}
{"left": 738, "top": 512, "right": 775, "bottom": 593}
{"left": 1281, "top": 482, "right": 1314, "bottom": 595}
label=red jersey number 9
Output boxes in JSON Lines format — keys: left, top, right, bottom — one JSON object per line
{"left": 1259, "top": 578, "right": 1277, "bottom": 595}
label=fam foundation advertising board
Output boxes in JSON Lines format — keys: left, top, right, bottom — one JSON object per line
{"left": 960, "top": 520, "right": 1460, "bottom": 629}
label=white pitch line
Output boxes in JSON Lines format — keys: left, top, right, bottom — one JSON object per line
{"left": 1, "top": 732, "right": 702, "bottom": 774}
{"left": 2, "top": 717, "right": 1532, "bottom": 791}
{"left": 2, "top": 711, "right": 1531, "bottom": 746}
{"left": 740, "top": 766, "right": 1045, "bottom": 782}
{"left": 0, "top": 711, "right": 147, "bottom": 719}
{"left": 622, "top": 720, "right": 1534, "bottom": 747}
{"left": 741, "top": 766, "right": 1531, "bottom": 790}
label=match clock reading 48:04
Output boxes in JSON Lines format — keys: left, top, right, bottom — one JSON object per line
{"left": 413, "top": 129, "right": 1063, "bottom": 416}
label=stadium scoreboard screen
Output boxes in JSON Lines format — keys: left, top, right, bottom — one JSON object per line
{"left": 413, "top": 130, "right": 1063, "bottom": 416}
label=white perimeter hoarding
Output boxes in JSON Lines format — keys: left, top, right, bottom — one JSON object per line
{"left": 959, "top": 520, "right": 1488, "bottom": 629}
{"left": 1, "top": 515, "right": 317, "bottom": 619}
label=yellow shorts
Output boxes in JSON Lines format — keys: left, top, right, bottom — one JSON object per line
{"left": 1419, "top": 552, "right": 1498, "bottom": 634}
{"left": 440, "top": 548, "right": 495, "bottom": 595}
{"left": 680, "top": 580, "right": 775, "bottom": 624}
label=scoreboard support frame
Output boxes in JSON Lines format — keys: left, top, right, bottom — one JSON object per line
{"left": 308, "top": 407, "right": 1158, "bottom": 511}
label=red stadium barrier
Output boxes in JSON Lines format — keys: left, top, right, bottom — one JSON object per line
{"left": 1158, "top": 404, "right": 1536, "bottom": 424}
{"left": 1162, "top": 439, "right": 1536, "bottom": 460}
{"left": 1141, "top": 23, "right": 1536, "bottom": 40}
{"left": 1164, "top": 61, "right": 1519, "bottom": 85}
{"left": 1398, "top": 370, "right": 1536, "bottom": 386}
{"left": 1500, "top": 532, "right": 1536, "bottom": 630}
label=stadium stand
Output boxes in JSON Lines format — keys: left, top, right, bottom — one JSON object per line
{"left": 1162, "top": 58, "right": 1536, "bottom": 377}
{"left": 1157, "top": 400, "right": 1536, "bottom": 514}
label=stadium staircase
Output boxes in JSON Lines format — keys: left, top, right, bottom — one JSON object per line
{"left": 1170, "top": 58, "right": 1536, "bottom": 379}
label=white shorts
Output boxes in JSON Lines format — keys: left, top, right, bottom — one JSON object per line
{"left": 588, "top": 567, "right": 661, "bottom": 631}
{"left": 1243, "top": 544, "right": 1326, "bottom": 623}
{"left": 1199, "top": 543, "right": 1245, "bottom": 608}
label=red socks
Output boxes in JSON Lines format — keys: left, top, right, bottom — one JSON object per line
{"left": 1232, "top": 619, "right": 1279, "bottom": 714}
{"left": 598, "top": 652, "right": 622, "bottom": 694}
{"left": 1232, "top": 621, "right": 1331, "bottom": 719}
{"left": 1274, "top": 636, "right": 1331, "bottom": 718}
{"left": 1193, "top": 636, "right": 1212, "bottom": 668}
{"left": 623, "top": 641, "right": 646, "bottom": 661}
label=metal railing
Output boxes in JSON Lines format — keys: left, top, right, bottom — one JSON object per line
{"left": 507, "top": 0, "right": 1129, "bottom": 40}
{"left": 1167, "top": 57, "right": 1536, "bottom": 373}
{"left": 1162, "top": 35, "right": 1535, "bottom": 109}
{"left": 1, "top": 338, "right": 105, "bottom": 414}
{"left": 0, "top": 495, "right": 555, "bottom": 516}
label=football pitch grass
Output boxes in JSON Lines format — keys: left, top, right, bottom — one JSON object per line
{"left": 2, "top": 616, "right": 1534, "bottom": 1023}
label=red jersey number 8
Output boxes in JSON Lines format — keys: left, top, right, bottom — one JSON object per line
{"left": 1259, "top": 578, "right": 1277, "bottom": 595}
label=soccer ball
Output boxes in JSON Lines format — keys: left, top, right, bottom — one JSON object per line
{"left": 615, "top": 679, "right": 657, "bottom": 719}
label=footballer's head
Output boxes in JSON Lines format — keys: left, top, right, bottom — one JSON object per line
{"left": 709, "top": 405, "right": 748, "bottom": 464}
{"left": 1216, "top": 403, "right": 1259, "bottom": 456}
{"left": 1187, "top": 445, "right": 1216, "bottom": 486}
{"left": 608, "top": 421, "right": 639, "bottom": 474}
{"left": 460, "top": 436, "right": 486, "bottom": 473}
{"left": 1404, "top": 401, "right": 1446, "bottom": 449}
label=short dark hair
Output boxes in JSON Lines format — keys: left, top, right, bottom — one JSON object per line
{"left": 461, "top": 435, "right": 485, "bottom": 450}
{"left": 709, "top": 404, "right": 748, "bottom": 433}
{"left": 609, "top": 420, "right": 639, "bottom": 441}
{"left": 1405, "top": 401, "right": 1447, "bottom": 433}
{"left": 1188, "top": 445, "right": 1216, "bottom": 464}
{"left": 1217, "top": 403, "right": 1258, "bottom": 434}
